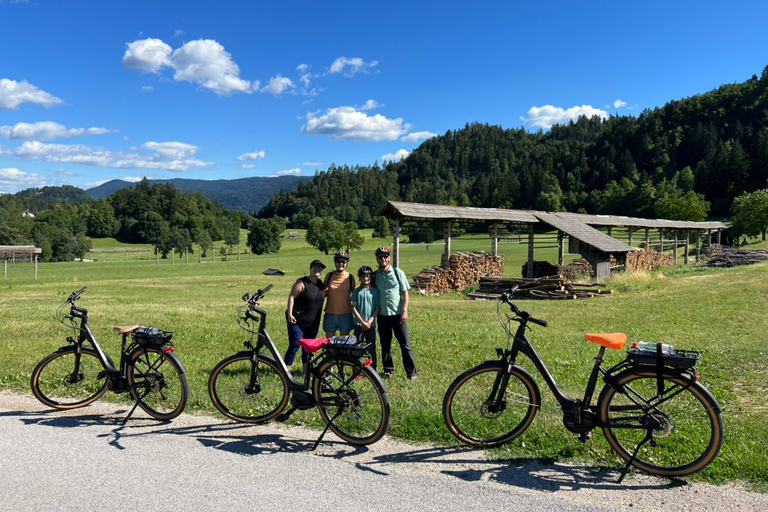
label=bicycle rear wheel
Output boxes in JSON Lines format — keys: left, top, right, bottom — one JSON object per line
{"left": 31, "top": 346, "right": 108, "bottom": 409}
{"left": 598, "top": 369, "right": 723, "bottom": 477}
{"left": 443, "top": 361, "right": 540, "bottom": 447}
{"left": 208, "top": 352, "right": 289, "bottom": 423}
{"left": 312, "top": 358, "right": 389, "bottom": 445}
{"left": 127, "top": 348, "right": 188, "bottom": 421}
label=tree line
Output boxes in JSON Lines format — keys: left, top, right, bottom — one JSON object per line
{"left": 260, "top": 66, "right": 768, "bottom": 231}
{"left": 0, "top": 179, "right": 248, "bottom": 261}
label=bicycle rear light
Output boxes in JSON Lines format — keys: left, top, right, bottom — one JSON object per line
{"left": 364, "top": 358, "right": 373, "bottom": 367}
{"left": 164, "top": 346, "right": 175, "bottom": 353}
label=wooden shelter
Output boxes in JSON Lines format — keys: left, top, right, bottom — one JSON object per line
{"left": 376, "top": 201, "right": 727, "bottom": 280}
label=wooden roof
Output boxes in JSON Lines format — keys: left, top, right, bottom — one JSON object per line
{"left": 377, "top": 201, "right": 726, "bottom": 231}
{"left": 0, "top": 245, "right": 42, "bottom": 254}
{"left": 534, "top": 212, "right": 635, "bottom": 253}
{"left": 378, "top": 201, "right": 538, "bottom": 223}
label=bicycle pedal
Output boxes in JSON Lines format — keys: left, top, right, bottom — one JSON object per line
{"left": 275, "top": 408, "right": 295, "bottom": 422}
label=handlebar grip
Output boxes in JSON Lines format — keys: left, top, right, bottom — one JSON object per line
{"left": 77, "top": 286, "right": 88, "bottom": 294}
{"left": 530, "top": 317, "right": 548, "bottom": 328}
{"left": 260, "top": 284, "right": 273, "bottom": 294}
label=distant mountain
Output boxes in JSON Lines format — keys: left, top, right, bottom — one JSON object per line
{"left": 86, "top": 175, "right": 308, "bottom": 212}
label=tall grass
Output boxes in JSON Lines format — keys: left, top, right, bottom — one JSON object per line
{"left": 1, "top": 235, "right": 766, "bottom": 487}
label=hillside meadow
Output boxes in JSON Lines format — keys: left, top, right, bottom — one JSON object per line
{"left": 1, "top": 233, "right": 766, "bottom": 488}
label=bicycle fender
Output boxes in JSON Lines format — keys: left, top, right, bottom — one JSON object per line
{"left": 164, "top": 350, "right": 187, "bottom": 374}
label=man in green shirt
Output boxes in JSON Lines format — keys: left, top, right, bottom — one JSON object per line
{"left": 374, "top": 246, "right": 418, "bottom": 380}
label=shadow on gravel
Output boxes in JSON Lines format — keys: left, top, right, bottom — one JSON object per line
{"left": 366, "top": 446, "right": 688, "bottom": 491}
{"left": 1, "top": 407, "right": 687, "bottom": 492}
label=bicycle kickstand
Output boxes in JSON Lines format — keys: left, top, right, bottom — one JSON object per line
{"left": 122, "top": 399, "right": 142, "bottom": 426}
{"left": 617, "top": 430, "right": 653, "bottom": 484}
{"left": 311, "top": 407, "right": 344, "bottom": 451}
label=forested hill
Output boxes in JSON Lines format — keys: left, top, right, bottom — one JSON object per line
{"left": 87, "top": 175, "right": 307, "bottom": 213}
{"left": 260, "top": 67, "right": 768, "bottom": 227}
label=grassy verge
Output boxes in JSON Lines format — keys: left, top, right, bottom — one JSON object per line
{"left": 1, "top": 235, "right": 766, "bottom": 488}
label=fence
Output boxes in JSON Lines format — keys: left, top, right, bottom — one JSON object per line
{"left": 88, "top": 245, "right": 252, "bottom": 264}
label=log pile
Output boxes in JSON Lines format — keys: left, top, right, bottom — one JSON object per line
{"left": 626, "top": 248, "right": 676, "bottom": 271}
{"left": 521, "top": 258, "right": 593, "bottom": 279}
{"left": 468, "top": 276, "right": 613, "bottom": 300}
{"left": 702, "top": 245, "right": 768, "bottom": 267}
{"left": 411, "top": 251, "right": 504, "bottom": 295}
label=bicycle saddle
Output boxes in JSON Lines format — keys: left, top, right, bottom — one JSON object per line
{"left": 585, "top": 333, "right": 627, "bottom": 350}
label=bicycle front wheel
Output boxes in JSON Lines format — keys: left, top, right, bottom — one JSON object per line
{"left": 598, "top": 369, "right": 723, "bottom": 477}
{"left": 31, "top": 346, "right": 108, "bottom": 409}
{"left": 208, "top": 352, "right": 289, "bottom": 423}
{"left": 312, "top": 358, "right": 390, "bottom": 445}
{"left": 127, "top": 348, "right": 188, "bottom": 421}
{"left": 443, "top": 362, "right": 540, "bottom": 447}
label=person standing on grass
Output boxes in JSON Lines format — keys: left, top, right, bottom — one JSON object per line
{"left": 285, "top": 259, "right": 326, "bottom": 370}
{"left": 374, "top": 246, "right": 418, "bottom": 380}
{"left": 322, "top": 251, "right": 356, "bottom": 339}
{"left": 351, "top": 265, "right": 379, "bottom": 369}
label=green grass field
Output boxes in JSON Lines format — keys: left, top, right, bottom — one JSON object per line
{"left": 1, "top": 233, "right": 766, "bottom": 488}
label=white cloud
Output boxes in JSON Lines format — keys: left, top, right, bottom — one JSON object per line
{"left": 302, "top": 161, "right": 324, "bottom": 167}
{"left": 2, "top": 140, "right": 215, "bottom": 172}
{"left": 121, "top": 38, "right": 173, "bottom": 73}
{"left": 0, "top": 79, "right": 63, "bottom": 111}
{"left": 521, "top": 104, "right": 608, "bottom": 130}
{"left": 272, "top": 168, "right": 302, "bottom": 177}
{"left": 359, "top": 99, "right": 381, "bottom": 111}
{"left": 613, "top": 99, "right": 628, "bottom": 109}
{"left": 123, "top": 38, "right": 255, "bottom": 95}
{"left": 0, "top": 167, "right": 47, "bottom": 193}
{"left": 238, "top": 164, "right": 256, "bottom": 169}
{"left": 329, "top": 57, "right": 378, "bottom": 77}
{"left": 236, "top": 150, "right": 266, "bottom": 161}
{"left": 301, "top": 106, "right": 410, "bottom": 142}
{"left": 401, "top": 131, "right": 438, "bottom": 143}
{"left": 262, "top": 74, "right": 295, "bottom": 95}
{"left": 381, "top": 149, "right": 410, "bottom": 162}
{"left": 0, "top": 121, "right": 115, "bottom": 141}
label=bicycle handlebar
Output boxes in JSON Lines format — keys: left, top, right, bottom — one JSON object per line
{"left": 68, "top": 286, "right": 88, "bottom": 302}
{"left": 501, "top": 291, "right": 548, "bottom": 328}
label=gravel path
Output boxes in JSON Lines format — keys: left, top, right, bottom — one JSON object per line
{"left": 1, "top": 391, "right": 765, "bottom": 511}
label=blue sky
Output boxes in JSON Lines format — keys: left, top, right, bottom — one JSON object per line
{"left": 2, "top": 0, "right": 768, "bottom": 194}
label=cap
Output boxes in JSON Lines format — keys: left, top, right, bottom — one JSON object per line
{"left": 310, "top": 259, "right": 326, "bottom": 269}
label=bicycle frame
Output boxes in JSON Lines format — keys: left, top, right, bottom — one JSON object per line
{"left": 504, "top": 319, "right": 611, "bottom": 433}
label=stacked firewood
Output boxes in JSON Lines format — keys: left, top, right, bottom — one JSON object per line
{"left": 703, "top": 245, "right": 768, "bottom": 267}
{"left": 411, "top": 251, "right": 504, "bottom": 295}
{"left": 468, "top": 276, "right": 613, "bottom": 300}
{"left": 521, "top": 259, "right": 593, "bottom": 279}
{"left": 626, "top": 248, "right": 676, "bottom": 271}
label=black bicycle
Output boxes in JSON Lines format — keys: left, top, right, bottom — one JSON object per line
{"left": 442, "top": 291, "right": 724, "bottom": 482}
{"left": 208, "top": 285, "right": 390, "bottom": 447}
{"left": 31, "top": 287, "right": 188, "bottom": 423}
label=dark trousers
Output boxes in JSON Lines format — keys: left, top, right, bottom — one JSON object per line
{"left": 353, "top": 326, "right": 377, "bottom": 370}
{"left": 285, "top": 322, "right": 319, "bottom": 366}
{"left": 377, "top": 315, "right": 417, "bottom": 377}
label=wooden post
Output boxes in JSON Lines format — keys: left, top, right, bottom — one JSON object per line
{"left": 212, "top": 245, "right": 216, "bottom": 262}
{"left": 392, "top": 220, "right": 401, "bottom": 269}
{"left": 527, "top": 224, "right": 535, "bottom": 278}
{"left": 557, "top": 231, "right": 564, "bottom": 266}
{"left": 238, "top": 244, "right": 241, "bottom": 261}
{"left": 4, "top": 260, "right": 6, "bottom": 280}
{"left": 674, "top": 229, "right": 678, "bottom": 263}
{"left": 491, "top": 224, "right": 498, "bottom": 256}
{"left": 628, "top": 227, "right": 633, "bottom": 247}
{"left": 696, "top": 231, "right": 702, "bottom": 263}
{"left": 35, "top": 255, "right": 38, "bottom": 280}
{"left": 199, "top": 247, "right": 202, "bottom": 263}
{"left": 659, "top": 228, "right": 664, "bottom": 253}
{"left": 186, "top": 247, "right": 189, "bottom": 264}
{"left": 156, "top": 247, "right": 159, "bottom": 264}
{"left": 717, "top": 229, "right": 722, "bottom": 245}
{"left": 684, "top": 231, "right": 690, "bottom": 265}
{"left": 443, "top": 221, "right": 451, "bottom": 269}
{"left": 645, "top": 228, "right": 650, "bottom": 250}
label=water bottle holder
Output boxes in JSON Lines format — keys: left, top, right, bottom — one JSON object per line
{"left": 625, "top": 348, "right": 700, "bottom": 370}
